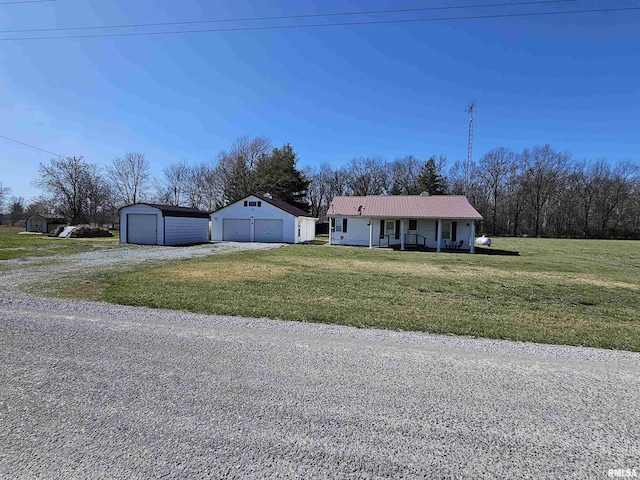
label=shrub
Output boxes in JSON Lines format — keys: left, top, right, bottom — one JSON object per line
{"left": 69, "top": 226, "right": 113, "bottom": 238}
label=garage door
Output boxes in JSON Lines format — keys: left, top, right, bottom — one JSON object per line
{"left": 223, "top": 219, "right": 251, "bottom": 242}
{"left": 255, "top": 219, "right": 283, "bottom": 243}
{"left": 127, "top": 214, "right": 158, "bottom": 245}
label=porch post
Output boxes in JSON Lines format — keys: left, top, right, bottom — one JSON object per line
{"left": 369, "top": 219, "right": 373, "bottom": 249}
{"left": 328, "top": 216, "right": 332, "bottom": 245}
{"left": 470, "top": 221, "right": 476, "bottom": 254}
{"left": 400, "top": 219, "right": 405, "bottom": 251}
{"left": 436, "top": 219, "right": 442, "bottom": 252}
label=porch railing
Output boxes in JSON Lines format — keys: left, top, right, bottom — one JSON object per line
{"left": 379, "top": 233, "right": 428, "bottom": 249}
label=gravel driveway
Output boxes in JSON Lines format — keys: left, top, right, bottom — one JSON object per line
{"left": 0, "top": 241, "right": 282, "bottom": 291}
{"left": 1, "top": 243, "right": 639, "bottom": 478}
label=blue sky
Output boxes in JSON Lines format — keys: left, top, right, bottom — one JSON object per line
{"left": 0, "top": 0, "right": 638, "bottom": 201}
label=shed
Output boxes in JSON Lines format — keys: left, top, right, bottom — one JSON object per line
{"left": 25, "top": 214, "right": 67, "bottom": 233}
{"left": 119, "top": 203, "right": 210, "bottom": 245}
{"left": 211, "top": 194, "right": 317, "bottom": 243}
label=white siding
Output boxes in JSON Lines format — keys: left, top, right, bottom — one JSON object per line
{"left": 120, "top": 205, "right": 164, "bottom": 245}
{"left": 330, "top": 217, "right": 476, "bottom": 249}
{"left": 120, "top": 204, "right": 210, "bottom": 245}
{"left": 211, "top": 196, "right": 300, "bottom": 243}
{"left": 164, "top": 216, "right": 209, "bottom": 245}
{"left": 330, "top": 217, "right": 372, "bottom": 246}
{"left": 298, "top": 218, "right": 316, "bottom": 243}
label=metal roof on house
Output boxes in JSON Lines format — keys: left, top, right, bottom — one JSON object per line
{"left": 326, "top": 195, "right": 483, "bottom": 219}
{"left": 119, "top": 203, "right": 210, "bottom": 218}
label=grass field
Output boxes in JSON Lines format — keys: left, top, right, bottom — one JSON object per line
{"left": 78, "top": 237, "right": 640, "bottom": 352}
{"left": 0, "top": 226, "right": 120, "bottom": 261}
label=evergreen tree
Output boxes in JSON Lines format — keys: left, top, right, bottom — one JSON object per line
{"left": 254, "top": 144, "right": 310, "bottom": 211}
{"left": 417, "top": 156, "right": 448, "bottom": 195}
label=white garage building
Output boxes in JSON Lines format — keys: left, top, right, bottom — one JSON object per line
{"left": 211, "top": 194, "right": 317, "bottom": 243}
{"left": 119, "top": 203, "right": 210, "bottom": 246}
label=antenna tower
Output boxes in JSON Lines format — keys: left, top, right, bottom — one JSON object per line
{"left": 465, "top": 99, "right": 475, "bottom": 197}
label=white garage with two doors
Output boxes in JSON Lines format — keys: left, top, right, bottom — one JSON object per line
{"left": 119, "top": 203, "right": 210, "bottom": 245}
{"left": 211, "top": 194, "right": 317, "bottom": 243}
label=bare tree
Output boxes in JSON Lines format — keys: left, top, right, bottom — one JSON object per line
{"left": 568, "top": 160, "right": 605, "bottom": 237}
{"left": 0, "top": 181, "right": 10, "bottom": 214}
{"left": 346, "top": 157, "right": 388, "bottom": 196}
{"left": 85, "top": 173, "right": 113, "bottom": 226}
{"left": 33, "top": 156, "right": 104, "bottom": 224}
{"left": 447, "top": 160, "right": 467, "bottom": 196}
{"left": 305, "top": 163, "right": 333, "bottom": 220}
{"left": 477, "top": 147, "right": 516, "bottom": 235}
{"left": 182, "top": 163, "right": 224, "bottom": 211}
{"left": 26, "top": 196, "right": 57, "bottom": 216}
{"left": 520, "top": 145, "right": 570, "bottom": 237}
{"left": 593, "top": 159, "right": 639, "bottom": 236}
{"left": 389, "top": 155, "right": 422, "bottom": 195}
{"left": 328, "top": 167, "right": 352, "bottom": 198}
{"left": 8, "top": 196, "right": 25, "bottom": 226}
{"left": 216, "top": 136, "right": 272, "bottom": 203}
{"left": 157, "top": 161, "right": 190, "bottom": 206}
{"left": 107, "top": 152, "right": 151, "bottom": 206}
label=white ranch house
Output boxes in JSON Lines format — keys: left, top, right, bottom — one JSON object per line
{"left": 326, "top": 194, "right": 483, "bottom": 253}
{"left": 119, "top": 203, "right": 210, "bottom": 246}
{"left": 211, "top": 194, "right": 317, "bottom": 243}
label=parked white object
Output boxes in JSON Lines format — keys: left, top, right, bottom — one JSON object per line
{"left": 475, "top": 235, "right": 492, "bottom": 246}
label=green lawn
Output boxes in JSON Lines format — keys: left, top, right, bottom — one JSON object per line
{"left": 87, "top": 237, "right": 640, "bottom": 352}
{"left": 0, "top": 226, "right": 120, "bottom": 261}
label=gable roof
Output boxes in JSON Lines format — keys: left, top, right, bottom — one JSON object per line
{"left": 120, "top": 203, "right": 210, "bottom": 218}
{"left": 326, "top": 195, "right": 483, "bottom": 220}
{"left": 212, "top": 194, "right": 315, "bottom": 218}
{"left": 255, "top": 194, "right": 314, "bottom": 218}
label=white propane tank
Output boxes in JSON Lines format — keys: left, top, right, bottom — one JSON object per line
{"left": 475, "top": 234, "right": 492, "bottom": 247}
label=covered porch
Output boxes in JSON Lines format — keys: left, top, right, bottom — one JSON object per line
{"left": 328, "top": 216, "right": 477, "bottom": 253}
{"left": 374, "top": 218, "right": 476, "bottom": 253}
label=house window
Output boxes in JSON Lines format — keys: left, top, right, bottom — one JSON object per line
{"left": 336, "top": 218, "right": 342, "bottom": 232}
{"left": 442, "top": 221, "right": 451, "bottom": 240}
{"left": 408, "top": 219, "right": 417, "bottom": 231}
{"left": 342, "top": 219, "right": 348, "bottom": 233}
{"left": 248, "top": 201, "right": 257, "bottom": 207}
{"left": 385, "top": 220, "right": 394, "bottom": 235}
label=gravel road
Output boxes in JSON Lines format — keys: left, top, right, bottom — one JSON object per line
{"left": 1, "top": 288, "right": 639, "bottom": 479}
{"left": 1, "top": 244, "right": 639, "bottom": 478}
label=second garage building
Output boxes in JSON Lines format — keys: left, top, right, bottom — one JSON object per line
{"left": 211, "top": 194, "right": 317, "bottom": 243}
{"left": 119, "top": 203, "right": 210, "bottom": 245}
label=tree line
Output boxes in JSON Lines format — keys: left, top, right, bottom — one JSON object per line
{"left": 306, "top": 145, "right": 640, "bottom": 238}
{"left": 1, "top": 137, "right": 638, "bottom": 238}
{"left": 1, "top": 136, "right": 309, "bottom": 226}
